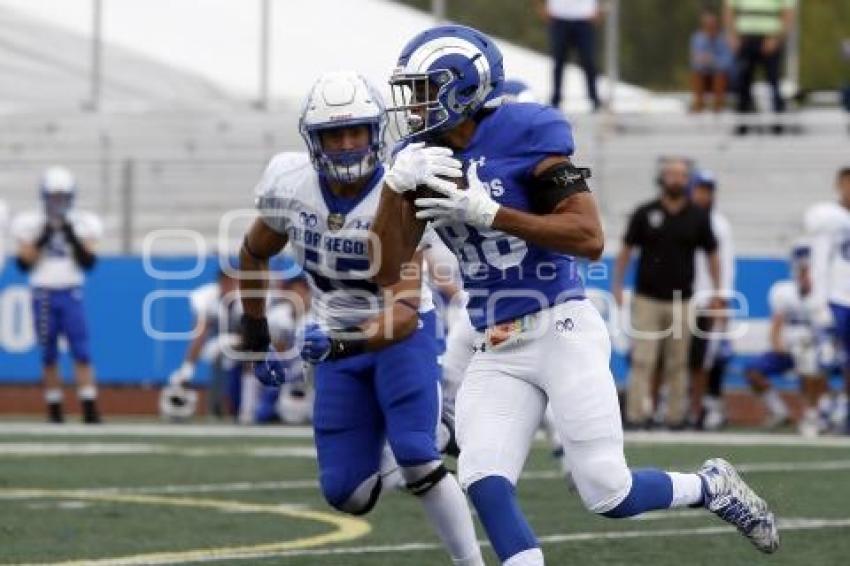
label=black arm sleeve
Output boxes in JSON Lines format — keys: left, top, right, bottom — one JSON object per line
{"left": 527, "top": 162, "right": 592, "bottom": 215}
{"left": 623, "top": 207, "right": 645, "bottom": 247}
{"left": 61, "top": 223, "right": 97, "bottom": 270}
{"left": 698, "top": 212, "right": 718, "bottom": 253}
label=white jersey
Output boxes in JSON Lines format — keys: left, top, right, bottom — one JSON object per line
{"left": 10, "top": 209, "right": 102, "bottom": 289}
{"left": 255, "top": 152, "right": 434, "bottom": 328}
{"left": 804, "top": 202, "right": 850, "bottom": 308}
{"left": 0, "top": 200, "right": 8, "bottom": 273}
{"left": 694, "top": 210, "right": 735, "bottom": 305}
{"left": 189, "top": 282, "right": 241, "bottom": 334}
{"left": 768, "top": 280, "right": 813, "bottom": 352}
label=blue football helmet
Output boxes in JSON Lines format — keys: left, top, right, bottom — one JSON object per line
{"left": 388, "top": 24, "right": 505, "bottom": 141}
{"left": 299, "top": 71, "right": 386, "bottom": 184}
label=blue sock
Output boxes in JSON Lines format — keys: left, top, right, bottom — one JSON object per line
{"left": 467, "top": 476, "right": 538, "bottom": 562}
{"left": 602, "top": 469, "right": 674, "bottom": 518}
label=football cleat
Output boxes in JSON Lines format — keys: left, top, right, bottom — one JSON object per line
{"left": 699, "top": 458, "right": 779, "bottom": 554}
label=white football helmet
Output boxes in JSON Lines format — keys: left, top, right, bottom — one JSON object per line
{"left": 299, "top": 71, "right": 386, "bottom": 184}
{"left": 40, "top": 166, "right": 76, "bottom": 218}
{"left": 159, "top": 385, "right": 198, "bottom": 421}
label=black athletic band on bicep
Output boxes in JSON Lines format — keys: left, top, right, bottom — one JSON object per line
{"left": 529, "top": 161, "right": 592, "bottom": 215}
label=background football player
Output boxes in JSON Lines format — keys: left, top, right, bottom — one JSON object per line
{"left": 689, "top": 170, "right": 736, "bottom": 430}
{"left": 804, "top": 166, "right": 850, "bottom": 434}
{"left": 745, "top": 243, "right": 830, "bottom": 436}
{"left": 12, "top": 166, "right": 102, "bottom": 423}
{"left": 371, "top": 24, "right": 778, "bottom": 565}
{"left": 238, "top": 71, "right": 483, "bottom": 566}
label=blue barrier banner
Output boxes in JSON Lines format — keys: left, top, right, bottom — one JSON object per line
{"left": 0, "top": 255, "right": 791, "bottom": 386}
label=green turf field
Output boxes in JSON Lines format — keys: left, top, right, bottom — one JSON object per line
{"left": 1, "top": 423, "right": 849, "bottom": 565}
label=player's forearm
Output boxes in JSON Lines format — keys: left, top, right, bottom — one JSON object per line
{"left": 612, "top": 247, "right": 631, "bottom": 294}
{"left": 708, "top": 252, "right": 722, "bottom": 295}
{"left": 239, "top": 248, "right": 268, "bottom": 319}
{"left": 185, "top": 323, "right": 208, "bottom": 363}
{"left": 491, "top": 205, "right": 604, "bottom": 259}
{"left": 16, "top": 244, "right": 40, "bottom": 269}
{"left": 359, "top": 299, "right": 420, "bottom": 351}
{"left": 769, "top": 316, "right": 785, "bottom": 352}
{"left": 370, "top": 187, "right": 425, "bottom": 286}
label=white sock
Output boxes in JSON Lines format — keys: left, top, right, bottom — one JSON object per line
{"left": 504, "top": 547, "right": 544, "bottom": 566}
{"left": 763, "top": 390, "right": 787, "bottom": 417}
{"left": 667, "top": 472, "right": 704, "bottom": 507}
{"left": 45, "top": 388, "right": 63, "bottom": 403}
{"left": 78, "top": 385, "right": 97, "bottom": 401}
{"left": 403, "top": 464, "right": 483, "bottom": 566}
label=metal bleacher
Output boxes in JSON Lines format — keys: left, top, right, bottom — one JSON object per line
{"left": 1, "top": 108, "right": 848, "bottom": 255}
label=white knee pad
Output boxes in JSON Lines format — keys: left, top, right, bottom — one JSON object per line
{"left": 568, "top": 446, "right": 632, "bottom": 514}
{"left": 338, "top": 474, "right": 382, "bottom": 515}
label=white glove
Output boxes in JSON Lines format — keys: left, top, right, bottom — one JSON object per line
{"left": 168, "top": 361, "right": 195, "bottom": 386}
{"left": 384, "top": 142, "right": 463, "bottom": 194}
{"left": 414, "top": 162, "right": 500, "bottom": 228}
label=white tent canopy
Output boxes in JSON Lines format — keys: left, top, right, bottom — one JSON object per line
{"left": 0, "top": 0, "right": 681, "bottom": 112}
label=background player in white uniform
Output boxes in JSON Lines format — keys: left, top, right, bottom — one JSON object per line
{"left": 804, "top": 167, "right": 850, "bottom": 434}
{"left": 745, "top": 244, "right": 829, "bottom": 436}
{"left": 372, "top": 24, "right": 778, "bottom": 565}
{"left": 238, "top": 71, "right": 483, "bottom": 566}
{"left": 690, "top": 170, "right": 736, "bottom": 429}
{"left": 161, "top": 264, "right": 240, "bottom": 421}
{"left": 11, "top": 167, "right": 102, "bottom": 423}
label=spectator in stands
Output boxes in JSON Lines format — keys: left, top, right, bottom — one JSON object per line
{"left": 534, "top": 0, "right": 602, "bottom": 111}
{"left": 690, "top": 9, "right": 733, "bottom": 112}
{"left": 612, "top": 158, "right": 721, "bottom": 429}
{"left": 689, "top": 171, "right": 736, "bottom": 430}
{"left": 724, "top": 0, "right": 795, "bottom": 115}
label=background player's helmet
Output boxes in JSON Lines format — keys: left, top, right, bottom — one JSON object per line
{"left": 389, "top": 24, "right": 505, "bottom": 141}
{"left": 791, "top": 239, "right": 811, "bottom": 271}
{"left": 693, "top": 169, "right": 717, "bottom": 191}
{"left": 299, "top": 71, "right": 386, "bottom": 184}
{"left": 40, "top": 166, "right": 76, "bottom": 218}
{"left": 158, "top": 384, "right": 198, "bottom": 421}
{"left": 501, "top": 79, "right": 538, "bottom": 104}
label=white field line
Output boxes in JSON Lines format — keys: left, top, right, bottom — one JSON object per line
{"left": 3, "top": 459, "right": 849, "bottom": 501}
{"left": 0, "top": 423, "right": 314, "bottom": 438}
{"left": 0, "top": 442, "right": 317, "bottom": 458}
{"left": 57, "top": 517, "right": 847, "bottom": 565}
{"left": 522, "top": 459, "right": 850, "bottom": 480}
{"left": 3, "top": 423, "right": 850, "bottom": 448}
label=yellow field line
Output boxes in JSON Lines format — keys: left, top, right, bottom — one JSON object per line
{"left": 2, "top": 489, "right": 371, "bottom": 566}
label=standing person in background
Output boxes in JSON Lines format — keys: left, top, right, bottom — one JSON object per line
{"left": 11, "top": 167, "right": 102, "bottom": 424}
{"left": 0, "top": 198, "right": 8, "bottom": 274}
{"left": 804, "top": 167, "right": 850, "bottom": 435}
{"left": 724, "top": 0, "right": 795, "bottom": 118}
{"left": 534, "top": 0, "right": 602, "bottom": 111}
{"left": 689, "top": 171, "right": 736, "bottom": 430}
{"left": 613, "top": 158, "right": 722, "bottom": 429}
{"left": 691, "top": 9, "right": 733, "bottom": 113}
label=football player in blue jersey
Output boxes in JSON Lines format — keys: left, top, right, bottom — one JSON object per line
{"left": 238, "top": 71, "right": 483, "bottom": 566}
{"left": 371, "top": 25, "right": 779, "bottom": 565}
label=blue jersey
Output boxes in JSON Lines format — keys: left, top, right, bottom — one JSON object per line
{"left": 433, "top": 103, "right": 585, "bottom": 330}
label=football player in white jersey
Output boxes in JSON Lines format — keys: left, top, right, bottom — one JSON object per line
{"left": 237, "top": 71, "right": 483, "bottom": 566}
{"left": 689, "top": 170, "right": 736, "bottom": 429}
{"left": 0, "top": 198, "right": 8, "bottom": 273}
{"left": 161, "top": 264, "right": 241, "bottom": 421}
{"left": 804, "top": 167, "right": 850, "bottom": 434}
{"left": 11, "top": 167, "right": 102, "bottom": 423}
{"left": 372, "top": 24, "right": 778, "bottom": 564}
{"left": 745, "top": 244, "right": 830, "bottom": 436}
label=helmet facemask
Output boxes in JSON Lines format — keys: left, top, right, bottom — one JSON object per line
{"left": 302, "top": 120, "right": 383, "bottom": 185}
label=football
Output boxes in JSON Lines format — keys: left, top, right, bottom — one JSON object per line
{"left": 411, "top": 172, "right": 468, "bottom": 202}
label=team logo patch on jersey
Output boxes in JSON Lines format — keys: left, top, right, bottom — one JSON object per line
{"left": 327, "top": 213, "right": 346, "bottom": 231}
{"left": 648, "top": 209, "right": 664, "bottom": 229}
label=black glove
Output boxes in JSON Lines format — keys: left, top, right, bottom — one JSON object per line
{"left": 240, "top": 314, "right": 271, "bottom": 353}
{"left": 60, "top": 220, "right": 97, "bottom": 270}
{"left": 35, "top": 223, "right": 54, "bottom": 249}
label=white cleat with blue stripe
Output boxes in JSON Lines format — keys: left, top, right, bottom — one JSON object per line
{"left": 699, "top": 458, "right": 780, "bottom": 554}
